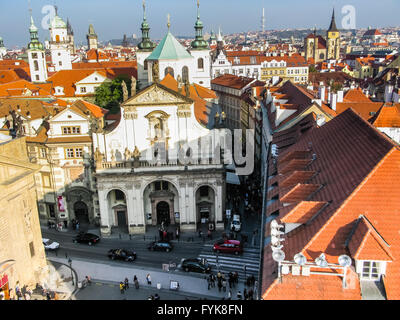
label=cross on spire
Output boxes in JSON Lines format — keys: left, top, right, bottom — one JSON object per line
{"left": 167, "top": 13, "right": 170, "bottom": 30}
{"left": 143, "top": 0, "right": 146, "bottom": 20}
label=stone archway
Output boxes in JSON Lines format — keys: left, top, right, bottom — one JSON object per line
{"left": 74, "top": 201, "right": 89, "bottom": 223}
{"left": 157, "top": 201, "right": 170, "bottom": 225}
{"left": 65, "top": 187, "right": 93, "bottom": 223}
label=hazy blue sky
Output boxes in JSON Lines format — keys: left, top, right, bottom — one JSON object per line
{"left": 1, "top": 0, "right": 399, "bottom": 47}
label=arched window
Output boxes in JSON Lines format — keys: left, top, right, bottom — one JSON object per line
{"left": 198, "top": 58, "right": 204, "bottom": 69}
{"left": 33, "top": 60, "right": 39, "bottom": 71}
{"left": 144, "top": 60, "right": 148, "bottom": 70}
{"left": 55, "top": 35, "right": 60, "bottom": 43}
{"left": 320, "top": 53, "right": 325, "bottom": 60}
{"left": 164, "top": 67, "right": 174, "bottom": 78}
{"left": 182, "top": 66, "right": 189, "bottom": 83}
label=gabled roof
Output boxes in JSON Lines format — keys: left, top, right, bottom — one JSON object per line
{"left": 336, "top": 102, "right": 383, "bottom": 121}
{"left": 147, "top": 32, "right": 193, "bottom": 61}
{"left": 369, "top": 103, "right": 400, "bottom": 128}
{"left": 211, "top": 74, "right": 255, "bottom": 90}
{"left": 262, "top": 108, "right": 400, "bottom": 300}
{"left": 343, "top": 88, "right": 371, "bottom": 103}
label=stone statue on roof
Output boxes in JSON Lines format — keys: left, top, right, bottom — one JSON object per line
{"left": 152, "top": 61, "right": 159, "bottom": 83}
{"left": 122, "top": 80, "right": 128, "bottom": 102}
{"left": 184, "top": 80, "right": 190, "bottom": 98}
{"left": 131, "top": 76, "right": 137, "bottom": 97}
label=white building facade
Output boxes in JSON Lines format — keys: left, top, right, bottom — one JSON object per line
{"left": 49, "top": 13, "right": 72, "bottom": 71}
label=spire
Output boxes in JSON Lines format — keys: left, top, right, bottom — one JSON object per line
{"left": 328, "top": 8, "right": 338, "bottom": 32}
{"left": 28, "top": 9, "right": 43, "bottom": 50}
{"left": 191, "top": 0, "right": 208, "bottom": 50}
{"left": 138, "top": 0, "right": 155, "bottom": 51}
{"left": 167, "top": 13, "right": 171, "bottom": 31}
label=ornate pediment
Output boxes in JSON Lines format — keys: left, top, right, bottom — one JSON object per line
{"left": 122, "top": 83, "right": 193, "bottom": 108}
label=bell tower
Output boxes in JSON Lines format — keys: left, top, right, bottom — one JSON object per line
{"left": 327, "top": 9, "right": 340, "bottom": 60}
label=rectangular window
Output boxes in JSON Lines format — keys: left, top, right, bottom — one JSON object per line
{"left": 62, "top": 126, "right": 81, "bottom": 135}
{"left": 40, "top": 148, "right": 47, "bottom": 158}
{"left": 80, "top": 87, "right": 87, "bottom": 93}
{"left": 66, "top": 148, "right": 75, "bottom": 159}
{"left": 75, "top": 148, "right": 83, "bottom": 158}
{"left": 29, "top": 241, "right": 35, "bottom": 257}
{"left": 32, "top": 53, "right": 38, "bottom": 59}
{"left": 361, "top": 261, "right": 382, "bottom": 280}
{"left": 48, "top": 203, "right": 55, "bottom": 218}
{"left": 42, "top": 173, "right": 52, "bottom": 188}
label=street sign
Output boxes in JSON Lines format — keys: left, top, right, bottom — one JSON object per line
{"left": 226, "top": 209, "right": 231, "bottom": 218}
{"left": 170, "top": 280, "right": 179, "bottom": 291}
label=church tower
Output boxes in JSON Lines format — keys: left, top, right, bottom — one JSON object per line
{"left": 327, "top": 9, "right": 340, "bottom": 60}
{"left": 190, "top": 0, "right": 211, "bottom": 88}
{"left": 66, "top": 19, "right": 75, "bottom": 55}
{"left": 0, "top": 37, "right": 6, "bottom": 59}
{"left": 137, "top": 0, "right": 155, "bottom": 89}
{"left": 87, "top": 24, "right": 98, "bottom": 50}
{"left": 27, "top": 13, "right": 48, "bottom": 83}
{"left": 49, "top": 7, "right": 72, "bottom": 71}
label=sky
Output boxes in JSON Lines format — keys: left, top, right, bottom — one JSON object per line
{"left": 0, "top": 0, "right": 400, "bottom": 48}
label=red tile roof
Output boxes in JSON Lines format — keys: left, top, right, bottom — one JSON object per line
{"left": 211, "top": 74, "right": 255, "bottom": 90}
{"left": 370, "top": 103, "right": 400, "bottom": 128}
{"left": 343, "top": 88, "right": 371, "bottom": 103}
{"left": 262, "top": 108, "right": 400, "bottom": 300}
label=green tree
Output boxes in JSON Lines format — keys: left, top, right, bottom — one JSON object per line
{"left": 309, "top": 65, "right": 317, "bottom": 73}
{"left": 95, "top": 74, "right": 132, "bottom": 112}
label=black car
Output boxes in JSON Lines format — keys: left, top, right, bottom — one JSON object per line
{"left": 73, "top": 232, "right": 100, "bottom": 245}
{"left": 108, "top": 249, "right": 137, "bottom": 262}
{"left": 147, "top": 241, "right": 173, "bottom": 252}
{"left": 181, "top": 258, "right": 211, "bottom": 273}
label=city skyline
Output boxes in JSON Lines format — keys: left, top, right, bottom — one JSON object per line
{"left": 0, "top": 0, "right": 399, "bottom": 47}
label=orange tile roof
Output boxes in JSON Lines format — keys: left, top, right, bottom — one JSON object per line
{"left": 343, "top": 88, "right": 371, "bottom": 103}
{"left": 46, "top": 136, "right": 92, "bottom": 144}
{"left": 0, "top": 80, "right": 53, "bottom": 97}
{"left": 348, "top": 216, "right": 394, "bottom": 261}
{"left": 74, "top": 100, "right": 108, "bottom": 119}
{"left": 281, "top": 201, "right": 327, "bottom": 224}
{"left": 280, "top": 183, "right": 321, "bottom": 203}
{"left": 370, "top": 103, "right": 400, "bottom": 127}
{"left": 262, "top": 109, "right": 400, "bottom": 300}
{"left": 336, "top": 102, "right": 383, "bottom": 121}
{"left": 211, "top": 74, "right": 255, "bottom": 89}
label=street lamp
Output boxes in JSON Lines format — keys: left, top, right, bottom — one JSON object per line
{"left": 68, "top": 258, "right": 74, "bottom": 286}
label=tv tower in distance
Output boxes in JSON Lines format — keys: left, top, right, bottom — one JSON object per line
{"left": 261, "top": 7, "right": 265, "bottom": 32}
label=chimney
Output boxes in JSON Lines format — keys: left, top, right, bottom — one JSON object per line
{"left": 337, "top": 90, "right": 344, "bottom": 103}
{"left": 331, "top": 93, "right": 338, "bottom": 111}
{"left": 318, "top": 83, "right": 326, "bottom": 102}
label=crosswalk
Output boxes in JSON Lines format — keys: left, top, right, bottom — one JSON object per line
{"left": 197, "top": 244, "right": 261, "bottom": 281}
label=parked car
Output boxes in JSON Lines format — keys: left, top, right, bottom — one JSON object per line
{"left": 147, "top": 241, "right": 173, "bottom": 252}
{"left": 180, "top": 258, "right": 211, "bottom": 273}
{"left": 230, "top": 214, "right": 242, "bottom": 232}
{"left": 73, "top": 232, "right": 100, "bottom": 245}
{"left": 108, "top": 248, "right": 137, "bottom": 262}
{"left": 213, "top": 239, "right": 243, "bottom": 255}
{"left": 42, "top": 238, "right": 60, "bottom": 250}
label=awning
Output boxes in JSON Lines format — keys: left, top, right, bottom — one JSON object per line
{"left": 227, "top": 172, "right": 241, "bottom": 185}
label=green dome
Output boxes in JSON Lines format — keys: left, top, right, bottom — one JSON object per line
{"left": 51, "top": 15, "right": 67, "bottom": 29}
{"left": 28, "top": 41, "right": 44, "bottom": 50}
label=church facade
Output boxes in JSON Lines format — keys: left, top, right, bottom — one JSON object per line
{"left": 92, "top": 80, "right": 226, "bottom": 235}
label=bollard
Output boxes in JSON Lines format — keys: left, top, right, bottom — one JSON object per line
{"left": 65, "top": 252, "right": 68, "bottom": 259}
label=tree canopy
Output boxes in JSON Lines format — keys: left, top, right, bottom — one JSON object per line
{"left": 94, "top": 74, "right": 132, "bottom": 112}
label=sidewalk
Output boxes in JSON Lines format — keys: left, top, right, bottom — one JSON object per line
{"left": 48, "top": 256, "right": 248, "bottom": 300}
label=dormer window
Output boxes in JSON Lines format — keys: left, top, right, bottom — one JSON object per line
{"left": 356, "top": 260, "right": 387, "bottom": 281}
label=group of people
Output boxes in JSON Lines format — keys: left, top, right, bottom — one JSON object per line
{"left": 119, "top": 273, "right": 152, "bottom": 294}
{"left": 71, "top": 219, "right": 80, "bottom": 231}
{"left": 207, "top": 271, "right": 239, "bottom": 293}
{"left": 1, "top": 282, "right": 56, "bottom": 300}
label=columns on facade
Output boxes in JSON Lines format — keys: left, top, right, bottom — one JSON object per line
{"left": 215, "top": 182, "right": 224, "bottom": 230}
{"left": 98, "top": 188, "right": 111, "bottom": 236}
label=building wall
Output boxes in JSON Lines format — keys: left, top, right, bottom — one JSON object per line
{"left": 0, "top": 137, "right": 47, "bottom": 293}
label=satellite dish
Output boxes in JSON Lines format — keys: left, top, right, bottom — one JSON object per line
{"left": 338, "top": 255, "right": 352, "bottom": 267}
{"left": 294, "top": 253, "right": 307, "bottom": 266}
{"left": 271, "top": 235, "right": 285, "bottom": 246}
{"left": 315, "top": 253, "right": 328, "bottom": 268}
{"left": 271, "top": 228, "right": 284, "bottom": 237}
{"left": 272, "top": 250, "right": 285, "bottom": 262}
{"left": 271, "top": 220, "right": 284, "bottom": 230}
{"left": 271, "top": 244, "right": 283, "bottom": 251}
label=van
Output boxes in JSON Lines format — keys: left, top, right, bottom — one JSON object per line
{"left": 230, "top": 214, "right": 242, "bottom": 232}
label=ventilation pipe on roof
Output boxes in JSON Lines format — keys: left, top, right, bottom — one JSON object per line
{"left": 318, "top": 84, "right": 326, "bottom": 102}
{"left": 337, "top": 90, "right": 344, "bottom": 103}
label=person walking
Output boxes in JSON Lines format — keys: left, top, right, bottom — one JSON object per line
{"left": 234, "top": 272, "right": 239, "bottom": 286}
{"left": 146, "top": 273, "right": 152, "bottom": 285}
{"left": 154, "top": 293, "right": 160, "bottom": 300}
{"left": 217, "top": 279, "right": 222, "bottom": 292}
{"left": 222, "top": 276, "right": 227, "bottom": 292}
{"left": 244, "top": 288, "right": 248, "bottom": 300}
{"left": 175, "top": 227, "right": 180, "bottom": 241}
{"left": 119, "top": 282, "right": 125, "bottom": 294}
{"left": 134, "top": 276, "right": 139, "bottom": 289}
{"left": 227, "top": 290, "right": 232, "bottom": 300}
{"left": 124, "top": 277, "right": 129, "bottom": 290}
{"left": 210, "top": 274, "right": 215, "bottom": 288}
{"left": 237, "top": 290, "right": 242, "bottom": 300}
{"left": 228, "top": 272, "right": 233, "bottom": 289}
{"left": 207, "top": 275, "right": 211, "bottom": 290}
{"left": 248, "top": 288, "right": 254, "bottom": 300}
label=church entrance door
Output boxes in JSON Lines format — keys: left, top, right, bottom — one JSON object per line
{"left": 157, "top": 201, "right": 170, "bottom": 226}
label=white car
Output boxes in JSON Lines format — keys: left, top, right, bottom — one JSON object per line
{"left": 42, "top": 238, "right": 60, "bottom": 250}
{"left": 230, "top": 215, "right": 242, "bottom": 232}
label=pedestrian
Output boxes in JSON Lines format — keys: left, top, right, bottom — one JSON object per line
{"left": 217, "top": 279, "right": 222, "bottom": 292}
{"left": 124, "top": 277, "right": 129, "bottom": 289}
{"left": 207, "top": 229, "right": 211, "bottom": 239}
{"left": 76, "top": 221, "right": 79, "bottom": 231}
{"left": 227, "top": 290, "right": 232, "bottom": 300}
{"left": 248, "top": 288, "right": 254, "bottom": 300}
{"left": 163, "top": 230, "right": 167, "bottom": 241}
{"left": 46, "top": 292, "right": 51, "bottom": 300}
{"left": 176, "top": 227, "right": 180, "bottom": 241}
{"left": 154, "top": 293, "right": 160, "bottom": 300}
{"left": 85, "top": 276, "right": 92, "bottom": 285}
{"left": 234, "top": 272, "right": 239, "bottom": 286}
{"left": 244, "top": 288, "right": 248, "bottom": 300}
{"left": 133, "top": 276, "right": 139, "bottom": 289}
{"left": 198, "top": 229, "right": 203, "bottom": 238}
{"left": 119, "top": 282, "right": 125, "bottom": 294}
{"left": 210, "top": 274, "right": 215, "bottom": 288}
{"left": 222, "top": 277, "right": 227, "bottom": 292}
{"left": 237, "top": 290, "right": 242, "bottom": 300}
{"left": 146, "top": 273, "right": 152, "bottom": 285}
{"left": 207, "top": 275, "right": 211, "bottom": 290}
{"left": 159, "top": 228, "right": 163, "bottom": 240}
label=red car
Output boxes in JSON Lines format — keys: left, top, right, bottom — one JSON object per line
{"left": 213, "top": 239, "right": 243, "bottom": 255}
